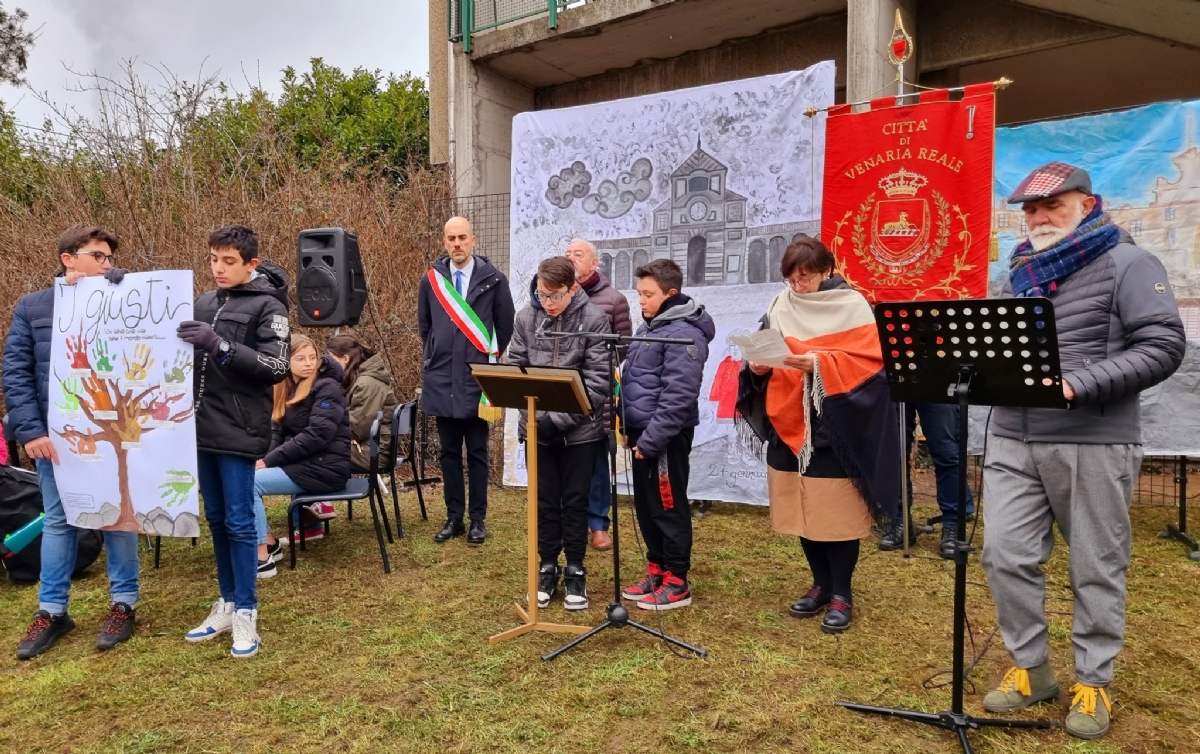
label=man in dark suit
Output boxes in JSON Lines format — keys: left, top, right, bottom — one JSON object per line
{"left": 417, "top": 217, "right": 515, "bottom": 545}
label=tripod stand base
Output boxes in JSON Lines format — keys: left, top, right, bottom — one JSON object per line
{"left": 1161, "top": 525, "right": 1200, "bottom": 559}
{"left": 541, "top": 602, "right": 708, "bottom": 661}
{"left": 488, "top": 602, "right": 591, "bottom": 645}
{"left": 837, "top": 702, "right": 1056, "bottom": 754}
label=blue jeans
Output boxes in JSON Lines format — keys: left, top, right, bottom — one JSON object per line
{"left": 252, "top": 467, "right": 305, "bottom": 544}
{"left": 587, "top": 443, "right": 611, "bottom": 532}
{"left": 36, "top": 460, "right": 140, "bottom": 615}
{"left": 197, "top": 452, "right": 258, "bottom": 610}
{"left": 906, "top": 403, "right": 975, "bottom": 526}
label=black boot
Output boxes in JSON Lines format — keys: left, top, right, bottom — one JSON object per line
{"left": 939, "top": 523, "right": 958, "bottom": 560}
{"left": 878, "top": 518, "right": 918, "bottom": 551}
{"left": 789, "top": 586, "right": 830, "bottom": 619}
{"left": 434, "top": 519, "right": 465, "bottom": 543}
{"left": 821, "top": 596, "right": 853, "bottom": 634}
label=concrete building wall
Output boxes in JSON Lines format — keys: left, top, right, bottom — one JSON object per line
{"left": 433, "top": 0, "right": 1200, "bottom": 194}
{"left": 536, "top": 14, "right": 848, "bottom": 111}
{"left": 451, "top": 57, "right": 534, "bottom": 197}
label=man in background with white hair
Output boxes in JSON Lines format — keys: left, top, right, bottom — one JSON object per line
{"left": 565, "top": 238, "right": 632, "bottom": 551}
{"left": 980, "top": 163, "right": 1185, "bottom": 739}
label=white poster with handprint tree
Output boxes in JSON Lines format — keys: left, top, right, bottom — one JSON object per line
{"left": 48, "top": 271, "right": 201, "bottom": 536}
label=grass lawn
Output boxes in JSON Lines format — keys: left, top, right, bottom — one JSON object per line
{"left": 1, "top": 482, "right": 1198, "bottom": 754}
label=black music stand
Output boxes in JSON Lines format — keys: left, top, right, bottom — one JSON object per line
{"left": 837, "top": 298, "right": 1063, "bottom": 753}
{"left": 538, "top": 329, "right": 707, "bottom": 662}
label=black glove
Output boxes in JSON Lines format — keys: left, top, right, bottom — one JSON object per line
{"left": 177, "top": 320, "right": 224, "bottom": 355}
{"left": 103, "top": 267, "right": 129, "bottom": 285}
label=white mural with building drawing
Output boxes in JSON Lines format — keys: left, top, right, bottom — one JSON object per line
{"left": 504, "top": 63, "right": 835, "bottom": 502}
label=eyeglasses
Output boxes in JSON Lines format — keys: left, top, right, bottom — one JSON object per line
{"left": 73, "top": 251, "right": 116, "bottom": 265}
{"left": 534, "top": 290, "right": 570, "bottom": 303}
{"left": 787, "top": 271, "right": 824, "bottom": 290}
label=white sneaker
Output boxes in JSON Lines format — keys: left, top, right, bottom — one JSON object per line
{"left": 231, "top": 608, "right": 260, "bottom": 658}
{"left": 256, "top": 558, "right": 277, "bottom": 579}
{"left": 184, "top": 598, "right": 234, "bottom": 642}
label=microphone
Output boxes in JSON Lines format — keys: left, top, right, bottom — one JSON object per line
{"left": 535, "top": 315, "right": 549, "bottom": 340}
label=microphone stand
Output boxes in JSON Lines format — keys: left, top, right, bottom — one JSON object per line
{"left": 535, "top": 328, "right": 707, "bottom": 661}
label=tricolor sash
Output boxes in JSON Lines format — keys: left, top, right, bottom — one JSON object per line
{"left": 426, "top": 268, "right": 503, "bottom": 421}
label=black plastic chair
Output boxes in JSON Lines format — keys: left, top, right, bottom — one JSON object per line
{"left": 287, "top": 413, "right": 392, "bottom": 573}
{"left": 389, "top": 400, "right": 428, "bottom": 529}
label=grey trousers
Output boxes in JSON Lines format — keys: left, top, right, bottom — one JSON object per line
{"left": 981, "top": 434, "right": 1142, "bottom": 687}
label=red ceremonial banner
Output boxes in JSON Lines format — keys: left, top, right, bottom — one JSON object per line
{"left": 821, "top": 84, "right": 995, "bottom": 301}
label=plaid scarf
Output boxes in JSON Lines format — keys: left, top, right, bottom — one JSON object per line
{"left": 1008, "top": 197, "right": 1120, "bottom": 297}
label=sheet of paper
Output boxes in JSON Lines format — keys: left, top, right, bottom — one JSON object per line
{"left": 730, "top": 330, "right": 793, "bottom": 369}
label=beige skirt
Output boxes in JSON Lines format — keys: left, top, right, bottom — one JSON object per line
{"left": 767, "top": 467, "right": 873, "bottom": 541}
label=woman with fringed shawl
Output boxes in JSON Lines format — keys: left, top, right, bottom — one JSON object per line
{"left": 737, "top": 238, "right": 900, "bottom": 633}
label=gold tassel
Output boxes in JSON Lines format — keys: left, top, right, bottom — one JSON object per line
{"left": 989, "top": 230, "right": 1000, "bottom": 262}
{"left": 478, "top": 403, "right": 504, "bottom": 423}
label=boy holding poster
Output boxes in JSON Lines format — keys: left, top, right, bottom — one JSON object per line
{"left": 3, "top": 225, "right": 137, "bottom": 660}
{"left": 178, "top": 225, "right": 290, "bottom": 658}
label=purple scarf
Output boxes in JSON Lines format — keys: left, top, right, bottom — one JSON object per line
{"left": 1008, "top": 197, "right": 1121, "bottom": 297}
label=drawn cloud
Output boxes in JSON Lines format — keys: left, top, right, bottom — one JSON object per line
{"left": 581, "top": 157, "right": 654, "bottom": 219}
{"left": 545, "top": 161, "right": 593, "bottom": 209}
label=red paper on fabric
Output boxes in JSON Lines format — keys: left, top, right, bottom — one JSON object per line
{"left": 821, "top": 87, "right": 995, "bottom": 302}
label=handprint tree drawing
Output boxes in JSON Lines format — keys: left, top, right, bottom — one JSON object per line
{"left": 48, "top": 271, "right": 200, "bottom": 536}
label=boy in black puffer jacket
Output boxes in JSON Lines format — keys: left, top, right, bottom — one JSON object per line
{"left": 506, "top": 256, "right": 610, "bottom": 611}
{"left": 619, "top": 259, "right": 714, "bottom": 612}
{"left": 178, "top": 225, "right": 290, "bottom": 658}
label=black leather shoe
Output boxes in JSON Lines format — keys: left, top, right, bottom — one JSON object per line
{"left": 467, "top": 519, "right": 486, "bottom": 545}
{"left": 789, "top": 586, "right": 830, "bottom": 618}
{"left": 878, "top": 518, "right": 918, "bottom": 551}
{"left": 821, "top": 596, "right": 853, "bottom": 634}
{"left": 939, "top": 524, "right": 958, "bottom": 560}
{"left": 434, "top": 519, "right": 465, "bottom": 543}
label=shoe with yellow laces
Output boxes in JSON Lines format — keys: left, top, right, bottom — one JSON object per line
{"left": 982, "top": 662, "right": 1060, "bottom": 713}
{"left": 1065, "top": 683, "right": 1111, "bottom": 740}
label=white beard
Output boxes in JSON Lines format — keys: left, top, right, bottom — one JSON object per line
{"left": 1027, "top": 203, "right": 1086, "bottom": 251}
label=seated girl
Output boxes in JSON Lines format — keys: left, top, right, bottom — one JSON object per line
{"left": 252, "top": 334, "right": 352, "bottom": 577}
{"left": 325, "top": 333, "right": 399, "bottom": 474}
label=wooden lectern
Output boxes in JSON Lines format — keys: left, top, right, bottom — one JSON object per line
{"left": 470, "top": 363, "right": 594, "bottom": 645}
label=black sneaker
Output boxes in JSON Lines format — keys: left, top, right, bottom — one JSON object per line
{"left": 878, "top": 518, "right": 919, "bottom": 551}
{"left": 563, "top": 565, "right": 588, "bottom": 611}
{"left": 434, "top": 519, "right": 465, "bottom": 543}
{"left": 467, "top": 519, "right": 486, "bottom": 545}
{"left": 636, "top": 571, "right": 692, "bottom": 611}
{"left": 537, "top": 563, "right": 560, "bottom": 608}
{"left": 257, "top": 558, "right": 278, "bottom": 579}
{"left": 939, "top": 524, "right": 958, "bottom": 560}
{"left": 96, "top": 602, "right": 136, "bottom": 651}
{"left": 622, "top": 562, "right": 664, "bottom": 601}
{"left": 789, "top": 586, "right": 830, "bottom": 618}
{"left": 266, "top": 540, "right": 283, "bottom": 563}
{"left": 17, "top": 610, "right": 75, "bottom": 660}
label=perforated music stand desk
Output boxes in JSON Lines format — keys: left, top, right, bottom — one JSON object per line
{"left": 470, "top": 363, "right": 594, "bottom": 645}
{"left": 838, "top": 298, "right": 1065, "bottom": 754}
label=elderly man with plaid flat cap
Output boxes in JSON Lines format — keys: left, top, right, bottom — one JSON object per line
{"left": 980, "top": 163, "right": 1185, "bottom": 739}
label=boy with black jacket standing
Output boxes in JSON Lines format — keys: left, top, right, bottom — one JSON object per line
{"left": 178, "top": 225, "right": 290, "bottom": 658}
{"left": 619, "top": 259, "right": 714, "bottom": 611}
{"left": 506, "top": 256, "right": 610, "bottom": 610}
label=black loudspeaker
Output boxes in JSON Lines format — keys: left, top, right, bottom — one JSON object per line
{"left": 296, "top": 227, "right": 368, "bottom": 327}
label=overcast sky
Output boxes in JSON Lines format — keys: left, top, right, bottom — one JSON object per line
{"left": 1, "top": 0, "right": 430, "bottom": 130}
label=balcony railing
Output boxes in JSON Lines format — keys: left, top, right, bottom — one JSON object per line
{"left": 449, "top": 0, "right": 593, "bottom": 52}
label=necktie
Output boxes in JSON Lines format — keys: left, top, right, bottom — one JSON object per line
{"left": 455, "top": 270, "right": 464, "bottom": 295}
